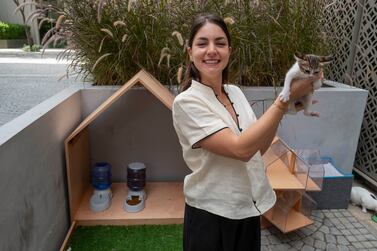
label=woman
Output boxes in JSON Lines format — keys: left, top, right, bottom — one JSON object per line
{"left": 172, "top": 13, "right": 319, "bottom": 251}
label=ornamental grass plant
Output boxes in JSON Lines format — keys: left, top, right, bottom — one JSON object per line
{"left": 29, "top": 0, "right": 330, "bottom": 86}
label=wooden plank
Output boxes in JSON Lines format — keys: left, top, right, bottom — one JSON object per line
{"left": 263, "top": 208, "right": 313, "bottom": 233}
{"left": 266, "top": 159, "right": 306, "bottom": 190}
{"left": 289, "top": 151, "right": 296, "bottom": 174}
{"left": 59, "top": 221, "right": 77, "bottom": 251}
{"left": 74, "top": 182, "right": 184, "bottom": 226}
{"left": 137, "top": 70, "right": 175, "bottom": 110}
{"left": 65, "top": 69, "right": 175, "bottom": 143}
{"left": 65, "top": 128, "right": 91, "bottom": 222}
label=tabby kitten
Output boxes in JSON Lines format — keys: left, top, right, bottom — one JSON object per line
{"left": 279, "top": 52, "right": 333, "bottom": 116}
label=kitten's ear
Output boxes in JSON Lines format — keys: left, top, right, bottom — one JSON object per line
{"left": 319, "top": 55, "right": 333, "bottom": 65}
{"left": 294, "top": 52, "right": 305, "bottom": 61}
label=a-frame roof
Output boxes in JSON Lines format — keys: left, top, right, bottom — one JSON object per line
{"left": 65, "top": 69, "right": 175, "bottom": 143}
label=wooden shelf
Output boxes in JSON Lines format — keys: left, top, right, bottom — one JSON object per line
{"left": 74, "top": 182, "right": 184, "bottom": 226}
{"left": 266, "top": 159, "right": 306, "bottom": 190}
{"left": 263, "top": 208, "right": 313, "bottom": 233}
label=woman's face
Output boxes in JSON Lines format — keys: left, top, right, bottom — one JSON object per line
{"left": 188, "top": 22, "right": 231, "bottom": 83}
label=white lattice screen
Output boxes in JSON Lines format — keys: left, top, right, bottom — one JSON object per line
{"left": 352, "top": 1, "right": 377, "bottom": 180}
{"left": 323, "top": 0, "right": 358, "bottom": 83}
{"left": 324, "top": 1, "right": 377, "bottom": 180}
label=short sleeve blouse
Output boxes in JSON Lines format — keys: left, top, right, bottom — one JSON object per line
{"left": 172, "top": 80, "right": 276, "bottom": 219}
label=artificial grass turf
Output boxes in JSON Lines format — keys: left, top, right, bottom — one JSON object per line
{"left": 68, "top": 224, "right": 183, "bottom": 251}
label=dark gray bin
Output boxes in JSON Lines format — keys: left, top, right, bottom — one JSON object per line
{"left": 308, "top": 157, "right": 354, "bottom": 209}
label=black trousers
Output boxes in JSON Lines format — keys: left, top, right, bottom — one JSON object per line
{"left": 183, "top": 203, "right": 261, "bottom": 251}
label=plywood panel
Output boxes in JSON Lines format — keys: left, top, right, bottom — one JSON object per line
{"left": 266, "top": 159, "right": 306, "bottom": 190}
{"left": 65, "top": 128, "right": 91, "bottom": 222}
{"left": 65, "top": 70, "right": 174, "bottom": 143}
{"left": 75, "top": 182, "right": 184, "bottom": 226}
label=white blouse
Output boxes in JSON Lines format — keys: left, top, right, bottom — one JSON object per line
{"left": 172, "top": 80, "right": 276, "bottom": 219}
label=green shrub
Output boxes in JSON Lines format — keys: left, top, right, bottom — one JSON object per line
{"left": 0, "top": 21, "right": 27, "bottom": 40}
{"left": 22, "top": 44, "right": 42, "bottom": 52}
{"left": 35, "top": 0, "right": 330, "bottom": 86}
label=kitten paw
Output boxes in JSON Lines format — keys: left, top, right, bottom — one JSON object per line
{"left": 279, "top": 92, "right": 290, "bottom": 102}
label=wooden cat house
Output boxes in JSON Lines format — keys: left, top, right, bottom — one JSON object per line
{"left": 62, "top": 69, "right": 323, "bottom": 249}
{"left": 63, "top": 70, "right": 182, "bottom": 247}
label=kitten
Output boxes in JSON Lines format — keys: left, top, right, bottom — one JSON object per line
{"left": 279, "top": 52, "right": 333, "bottom": 117}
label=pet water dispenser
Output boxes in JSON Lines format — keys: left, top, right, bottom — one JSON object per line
{"left": 89, "top": 162, "right": 112, "bottom": 212}
{"left": 124, "top": 162, "right": 146, "bottom": 213}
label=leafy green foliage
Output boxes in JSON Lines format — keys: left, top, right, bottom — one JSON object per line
{"left": 69, "top": 224, "right": 183, "bottom": 251}
{"left": 34, "top": 0, "right": 330, "bottom": 86}
{"left": 0, "top": 21, "right": 27, "bottom": 40}
{"left": 22, "top": 43, "right": 42, "bottom": 52}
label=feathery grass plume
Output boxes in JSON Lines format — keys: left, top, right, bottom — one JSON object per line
{"left": 41, "top": 27, "right": 56, "bottom": 45}
{"left": 158, "top": 47, "right": 171, "bottom": 67}
{"left": 166, "top": 54, "right": 171, "bottom": 68}
{"left": 223, "top": 17, "right": 235, "bottom": 25}
{"left": 55, "top": 15, "right": 65, "bottom": 30}
{"left": 53, "top": 35, "right": 65, "bottom": 47}
{"left": 98, "top": 36, "right": 107, "bottom": 52}
{"left": 177, "top": 66, "right": 183, "bottom": 84}
{"left": 100, "top": 28, "right": 114, "bottom": 38}
{"left": 42, "top": 34, "right": 59, "bottom": 54}
{"left": 113, "top": 20, "right": 126, "bottom": 27}
{"left": 92, "top": 53, "right": 112, "bottom": 72}
{"left": 97, "top": 0, "right": 106, "bottom": 23}
{"left": 128, "top": 0, "right": 138, "bottom": 12}
{"left": 172, "top": 31, "right": 184, "bottom": 46}
{"left": 25, "top": 9, "right": 45, "bottom": 25}
{"left": 39, "top": 17, "right": 54, "bottom": 29}
{"left": 121, "top": 34, "right": 128, "bottom": 42}
{"left": 13, "top": 1, "right": 39, "bottom": 15}
{"left": 183, "top": 39, "right": 189, "bottom": 52}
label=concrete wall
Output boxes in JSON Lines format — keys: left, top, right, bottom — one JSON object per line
{"left": 0, "top": 87, "right": 82, "bottom": 251}
{"left": 241, "top": 81, "right": 368, "bottom": 174}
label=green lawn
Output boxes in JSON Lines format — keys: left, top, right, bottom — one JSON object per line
{"left": 68, "top": 224, "right": 183, "bottom": 251}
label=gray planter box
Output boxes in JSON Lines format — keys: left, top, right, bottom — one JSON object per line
{"left": 242, "top": 80, "right": 368, "bottom": 175}
{"left": 0, "top": 39, "right": 27, "bottom": 48}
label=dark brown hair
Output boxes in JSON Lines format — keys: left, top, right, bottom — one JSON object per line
{"left": 180, "top": 13, "right": 232, "bottom": 92}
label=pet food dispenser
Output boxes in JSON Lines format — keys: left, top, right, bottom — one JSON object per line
{"left": 124, "top": 162, "right": 146, "bottom": 212}
{"left": 89, "top": 162, "right": 112, "bottom": 212}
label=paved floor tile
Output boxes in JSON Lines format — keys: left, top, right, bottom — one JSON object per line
{"left": 261, "top": 209, "right": 377, "bottom": 249}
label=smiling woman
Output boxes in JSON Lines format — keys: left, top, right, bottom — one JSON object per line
{"left": 172, "top": 13, "right": 321, "bottom": 251}
{"left": 187, "top": 22, "right": 231, "bottom": 90}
